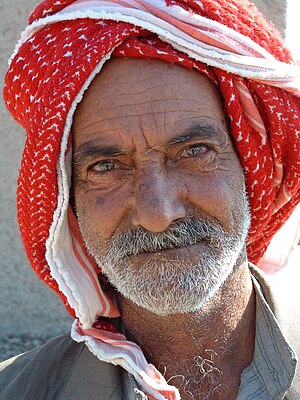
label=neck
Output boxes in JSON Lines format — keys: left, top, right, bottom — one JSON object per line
{"left": 118, "top": 262, "right": 256, "bottom": 400}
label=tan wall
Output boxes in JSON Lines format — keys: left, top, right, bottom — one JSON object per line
{"left": 253, "top": 0, "right": 287, "bottom": 36}
{"left": 0, "top": 0, "right": 72, "bottom": 360}
{"left": 0, "top": 0, "right": 287, "bottom": 360}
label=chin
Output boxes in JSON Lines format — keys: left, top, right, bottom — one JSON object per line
{"left": 99, "top": 248, "right": 240, "bottom": 316}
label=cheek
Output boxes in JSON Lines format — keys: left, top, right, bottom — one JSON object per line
{"left": 74, "top": 181, "right": 132, "bottom": 240}
{"left": 184, "top": 167, "right": 245, "bottom": 229}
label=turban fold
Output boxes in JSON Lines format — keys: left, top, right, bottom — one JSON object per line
{"left": 3, "top": 0, "right": 300, "bottom": 398}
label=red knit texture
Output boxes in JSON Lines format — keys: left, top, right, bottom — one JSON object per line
{"left": 3, "top": 0, "right": 300, "bottom": 314}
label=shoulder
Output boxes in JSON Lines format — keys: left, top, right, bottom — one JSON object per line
{"left": 0, "top": 333, "right": 123, "bottom": 400}
{"left": 249, "top": 264, "right": 300, "bottom": 330}
{"left": 250, "top": 264, "right": 300, "bottom": 400}
{"left": 0, "top": 333, "right": 83, "bottom": 399}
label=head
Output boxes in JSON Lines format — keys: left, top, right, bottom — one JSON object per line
{"left": 72, "top": 57, "right": 251, "bottom": 315}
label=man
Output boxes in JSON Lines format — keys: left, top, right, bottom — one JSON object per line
{"left": 0, "top": 0, "right": 299, "bottom": 399}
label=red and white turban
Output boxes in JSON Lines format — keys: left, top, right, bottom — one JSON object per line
{"left": 4, "top": 0, "right": 300, "bottom": 398}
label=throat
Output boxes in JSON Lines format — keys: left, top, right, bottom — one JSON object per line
{"left": 160, "top": 352, "right": 240, "bottom": 400}
{"left": 141, "top": 319, "right": 253, "bottom": 400}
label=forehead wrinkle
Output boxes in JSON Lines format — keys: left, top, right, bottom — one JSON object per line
{"left": 75, "top": 99, "right": 205, "bottom": 130}
{"left": 76, "top": 110, "right": 214, "bottom": 130}
{"left": 86, "top": 68, "right": 213, "bottom": 109}
{"left": 92, "top": 98, "right": 203, "bottom": 113}
{"left": 111, "top": 81, "right": 175, "bottom": 96}
{"left": 90, "top": 76, "right": 175, "bottom": 107}
{"left": 99, "top": 60, "right": 186, "bottom": 86}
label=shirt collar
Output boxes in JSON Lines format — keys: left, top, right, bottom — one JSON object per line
{"left": 237, "top": 272, "right": 297, "bottom": 399}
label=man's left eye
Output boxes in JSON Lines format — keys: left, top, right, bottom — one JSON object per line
{"left": 181, "top": 144, "right": 210, "bottom": 157}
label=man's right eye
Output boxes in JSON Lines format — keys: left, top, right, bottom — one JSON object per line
{"left": 91, "top": 160, "right": 118, "bottom": 173}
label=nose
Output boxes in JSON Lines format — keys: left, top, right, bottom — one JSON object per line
{"left": 131, "top": 169, "right": 186, "bottom": 232}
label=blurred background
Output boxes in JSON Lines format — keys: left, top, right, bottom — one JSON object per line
{"left": 0, "top": 0, "right": 299, "bottom": 361}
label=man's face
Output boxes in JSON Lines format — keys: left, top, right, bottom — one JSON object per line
{"left": 73, "top": 58, "right": 250, "bottom": 315}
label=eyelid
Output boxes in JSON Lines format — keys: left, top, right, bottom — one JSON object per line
{"left": 87, "top": 159, "right": 118, "bottom": 172}
{"left": 175, "top": 138, "right": 220, "bottom": 151}
{"left": 182, "top": 141, "right": 216, "bottom": 151}
{"left": 181, "top": 143, "right": 211, "bottom": 156}
{"left": 89, "top": 158, "right": 133, "bottom": 176}
{"left": 186, "top": 142, "right": 213, "bottom": 149}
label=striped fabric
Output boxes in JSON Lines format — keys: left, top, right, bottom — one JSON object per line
{"left": 14, "top": 0, "right": 300, "bottom": 93}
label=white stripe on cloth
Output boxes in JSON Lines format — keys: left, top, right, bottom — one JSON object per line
{"left": 45, "top": 52, "right": 119, "bottom": 329}
{"left": 10, "top": 0, "right": 300, "bottom": 95}
{"left": 71, "top": 321, "right": 181, "bottom": 399}
{"left": 236, "top": 81, "right": 268, "bottom": 146}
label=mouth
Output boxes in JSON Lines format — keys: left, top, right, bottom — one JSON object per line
{"left": 126, "top": 241, "right": 207, "bottom": 258}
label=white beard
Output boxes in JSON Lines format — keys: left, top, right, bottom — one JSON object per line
{"left": 78, "top": 189, "right": 251, "bottom": 316}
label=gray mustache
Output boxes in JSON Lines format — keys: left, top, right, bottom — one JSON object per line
{"left": 107, "top": 219, "right": 225, "bottom": 258}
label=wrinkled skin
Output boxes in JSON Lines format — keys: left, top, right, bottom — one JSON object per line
{"left": 73, "top": 59, "right": 245, "bottom": 242}
{"left": 72, "top": 58, "right": 255, "bottom": 400}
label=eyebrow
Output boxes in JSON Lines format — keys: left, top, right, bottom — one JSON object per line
{"left": 73, "top": 144, "right": 125, "bottom": 164}
{"left": 167, "top": 123, "right": 220, "bottom": 146}
{"left": 73, "top": 122, "right": 222, "bottom": 164}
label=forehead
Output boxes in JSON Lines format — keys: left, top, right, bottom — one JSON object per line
{"left": 72, "top": 58, "right": 229, "bottom": 148}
